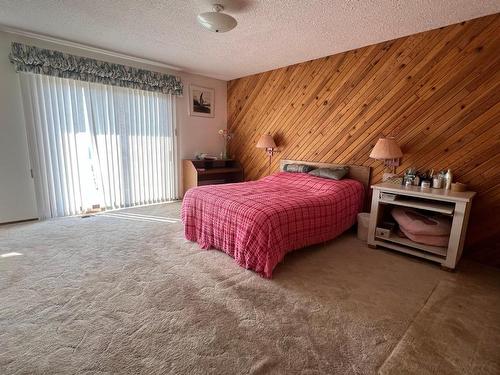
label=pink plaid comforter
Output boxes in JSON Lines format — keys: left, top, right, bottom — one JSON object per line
{"left": 181, "top": 172, "right": 364, "bottom": 278}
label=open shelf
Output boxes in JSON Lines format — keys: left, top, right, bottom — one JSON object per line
{"left": 373, "top": 239, "right": 445, "bottom": 263}
{"left": 379, "top": 197, "right": 454, "bottom": 215}
{"left": 376, "top": 233, "right": 447, "bottom": 257}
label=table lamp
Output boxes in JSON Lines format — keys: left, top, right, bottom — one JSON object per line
{"left": 369, "top": 137, "right": 403, "bottom": 181}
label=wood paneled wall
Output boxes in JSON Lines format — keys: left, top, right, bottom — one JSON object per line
{"left": 227, "top": 14, "right": 500, "bottom": 264}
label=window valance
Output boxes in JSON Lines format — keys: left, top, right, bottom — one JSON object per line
{"left": 9, "top": 42, "right": 183, "bottom": 96}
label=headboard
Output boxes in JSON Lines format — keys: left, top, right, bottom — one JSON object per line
{"left": 279, "top": 159, "right": 372, "bottom": 206}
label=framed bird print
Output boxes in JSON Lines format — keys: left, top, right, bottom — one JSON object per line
{"left": 189, "top": 85, "right": 215, "bottom": 118}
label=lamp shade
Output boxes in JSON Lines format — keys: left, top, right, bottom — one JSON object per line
{"left": 369, "top": 138, "right": 403, "bottom": 160}
{"left": 256, "top": 134, "right": 276, "bottom": 149}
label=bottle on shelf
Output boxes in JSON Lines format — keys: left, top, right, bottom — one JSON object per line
{"left": 444, "top": 169, "right": 453, "bottom": 190}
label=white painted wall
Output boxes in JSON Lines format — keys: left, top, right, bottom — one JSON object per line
{"left": 0, "top": 32, "right": 37, "bottom": 223}
{"left": 0, "top": 31, "right": 227, "bottom": 223}
{"left": 177, "top": 75, "right": 227, "bottom": 160}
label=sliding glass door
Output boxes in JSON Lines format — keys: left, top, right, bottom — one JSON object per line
{"left": 19, "top": 73, "right": 178, "bottom": 219}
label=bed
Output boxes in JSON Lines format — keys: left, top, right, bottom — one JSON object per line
{"left": 181, "top": 159, "right": 371, "bottom": 278}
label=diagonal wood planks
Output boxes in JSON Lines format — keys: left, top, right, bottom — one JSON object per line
{"left": 227, "top": 14, "right": 500, "bottom": 262}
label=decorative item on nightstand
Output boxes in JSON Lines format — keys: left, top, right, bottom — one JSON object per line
{"left": 451, "top": 182, "right": 467, "bottom": 192}
{"left": 256, "top": 133, "right": 278, "bottom": 174}
{"left": 432, "top": 175, "right": 443, "bottom": 188}
{"left": 218, "top": 129, "right": 233, "bottom": 159}
{"left": 403, "top": 167, "right": 417, "bottom": 186}
{"left": 369, "top": 137, "right": 403, "bottom": 181}
{"left": 444, "top": 169, "right": 453, "bottom": 190}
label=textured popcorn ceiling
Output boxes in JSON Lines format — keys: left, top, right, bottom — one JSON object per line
{"left": 0, "top": 0, "right": 499, "bottom": 80}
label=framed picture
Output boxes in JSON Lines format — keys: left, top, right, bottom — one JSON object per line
{"left": 189, "top": 85, "right": 215, "bottom": 117}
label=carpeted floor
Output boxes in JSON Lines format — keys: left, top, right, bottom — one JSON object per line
{"left": 1, "top": 202, "right": 499, "bottom": 374}
{"left": 379, "top": 279, "right": 500, "bottom": 375}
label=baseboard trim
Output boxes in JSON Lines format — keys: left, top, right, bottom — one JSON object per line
{"left": 0, "top": 218, "right": 38, "bottom": 226}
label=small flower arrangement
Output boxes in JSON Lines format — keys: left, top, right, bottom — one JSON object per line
{"left": 218, "top": 129, "right": 233, "bottom": 142}
{"left": 218, "top": 129, "right": 233, "bottom": 159}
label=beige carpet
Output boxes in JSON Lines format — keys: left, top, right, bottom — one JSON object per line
{"left": 379, "top": 278, "right": 500, "bottom": 375}
{"left": 0, "top": 202, "right": 499, "bottom": 374}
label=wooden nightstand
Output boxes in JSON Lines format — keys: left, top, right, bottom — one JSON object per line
{"left": 368, "top": 183, "right": 476, "bottom": 269}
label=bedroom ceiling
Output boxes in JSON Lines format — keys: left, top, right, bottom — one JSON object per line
{"left": 0, "top": 0, "right": 498, "bottom": 81}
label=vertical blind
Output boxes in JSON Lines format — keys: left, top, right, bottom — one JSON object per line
{"left": 19, "top": 73, "right": 179, "bottom": 219}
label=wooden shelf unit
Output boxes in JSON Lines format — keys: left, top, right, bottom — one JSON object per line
{"left": 182, "top": 159, "right": 243, "bottom": 196}
{"left": 368, "top": 183, "right": 476, "bottom": 269}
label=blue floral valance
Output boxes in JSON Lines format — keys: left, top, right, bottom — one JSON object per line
{"left": 9, "top": 42, "right": 183, "bottom": 96}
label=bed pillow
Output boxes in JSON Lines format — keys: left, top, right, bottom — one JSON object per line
{"left": 283, "top": 163, "right": 316, "bottom": 173}
{"left": 309, "top": 166, "right": 349, "bottom": 180}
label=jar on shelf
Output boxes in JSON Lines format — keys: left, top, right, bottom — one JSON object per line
{"left": 433, "top": 176, "right": 442, "bottom": 188}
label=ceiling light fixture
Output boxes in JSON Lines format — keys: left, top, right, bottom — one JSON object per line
{"left": 197, "top": 4, "right": 237, "bottom": 33}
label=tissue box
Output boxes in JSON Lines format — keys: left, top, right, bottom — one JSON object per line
{"left": 376, "top": 227, "right": 392, "bottom": 238}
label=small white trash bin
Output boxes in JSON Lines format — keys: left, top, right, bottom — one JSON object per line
{"left": 357, "top": 213, "right": 370, "bottom": 242}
